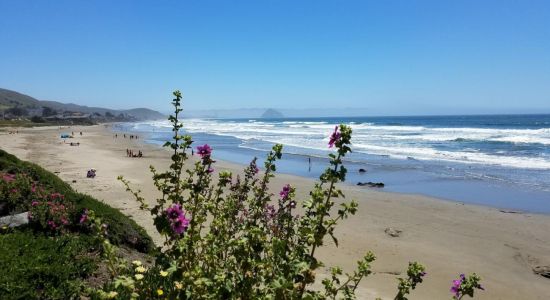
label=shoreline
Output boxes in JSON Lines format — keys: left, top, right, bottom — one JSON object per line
{"left": 1, "top": 124, "right": 550, "bottom": 299}
{"left": 117, "top": 121, "right": 550, "bottom": 215}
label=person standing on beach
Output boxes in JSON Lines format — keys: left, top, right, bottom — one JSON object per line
{"left": 308, "top": 157, "right": 311, "bottom": 172}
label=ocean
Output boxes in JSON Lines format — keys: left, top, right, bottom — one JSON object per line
{"left": 117, "top": 114, "right": 550, "bottom": 213}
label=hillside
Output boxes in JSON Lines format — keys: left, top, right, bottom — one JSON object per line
{"left": 0, "top": 88, "right": 164, "bottom": 121}
{"left": 0, "top": 88, "right": 41, "bottom": 110}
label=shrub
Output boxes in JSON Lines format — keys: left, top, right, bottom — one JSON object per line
{"left": 28, "top": 193, "right": 74, "bottom": 233}
{"left": 90, "top": 91, "right": 483, "bottom": 299}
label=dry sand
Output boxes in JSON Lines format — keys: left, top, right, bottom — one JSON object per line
{"left": 1, "top": 125, "right": 550, "bottom": 299}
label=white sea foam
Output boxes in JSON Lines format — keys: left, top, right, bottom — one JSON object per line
{"left": 132, "top": 119, "right": 550, "bottom": 170}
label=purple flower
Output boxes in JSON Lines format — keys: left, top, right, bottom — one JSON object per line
{"left": 196, "top": 144, "right": 212, "bottom": 158}
{"left": 328, "top": 126, "right": 341, "bottom": 148}
{"left": 171, "top": 215, "right": 190, "bottom": 235}
{"left": 207, "top": 167, "right": 214, "bottom": 173}
{"left": 279, "top": 184, "right": 291, "bottom": 200}
{"left": 450, "top": 274, "right": 465, "bottom": 298}
{"left": 289, "top": 201, "right": 296, "bottom": 209}
{"left": 165, "top": 204, "right": 190, "bottom": 235}
{"left": 166, "top": 204, "right": 183, "bottom": 219}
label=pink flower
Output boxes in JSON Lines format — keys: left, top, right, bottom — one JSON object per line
{"left": 165, "top": 204, "right": 190, "bottom": 235}
{"left": 328, "top": 126, "right": 341, "bottom": 148}
{"left": 450, "top": 274, "right": 465, "bottom": 298}
{"left": 47, "top": 220, "right": 57, "bottom": 230}
{"left": 279, "top": 184, "right": 291, "bottom": 200}
{"left": 196, "top": 144, "right": 212, "bottom": 158}
{"left": 166, "top": 204, "right": 184, "bottom": 220}
{"left": 2, "top": 173, "right": 16, "bottom": 182}
{"left": 31, "top": 201, "right": 39, "bottom": 207}
{"left": 171, "top": 215, "right": 190, "bottom": 235}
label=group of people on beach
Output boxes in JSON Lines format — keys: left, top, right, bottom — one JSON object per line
{"left": 114, "top": 133, "right": 139, "bottom": 139}
{"left": 126, "top": 149, "right": 143, "bottom": 158}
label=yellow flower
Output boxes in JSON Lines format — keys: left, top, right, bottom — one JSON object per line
{"left": 107, "top": 291, "right": 118, "bottom": 299}
{"left": 135, "top": 274, "right": 144, "bottom": 280}
{"left": 132, "top": 260, "right": 142, "bottom": 266}
{"left": 157, "top": 289, "right": 164, "bottom": 296}
{"left": 135, "top": 266, "right": 146, "bottom": 273}
{"left": 160, "top": 270, "right": 168, "bottom": 277}
{"left": 174, "top": 281, "right": 183, "bottom": 290}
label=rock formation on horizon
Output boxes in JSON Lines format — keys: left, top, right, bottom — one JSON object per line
{"left": 261, "top": 108, "right": 284, "bottom": 119}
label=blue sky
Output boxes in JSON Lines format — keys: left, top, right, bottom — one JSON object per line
{"left": 1, "top": 0, "right": 549, "bottom": 115}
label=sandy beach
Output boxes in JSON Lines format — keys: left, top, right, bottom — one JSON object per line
{"left": 1, "top": 125, "right": 549, "bottom": 299}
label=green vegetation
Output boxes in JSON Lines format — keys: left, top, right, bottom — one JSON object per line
{"left": 0, "top": 231, "right": 97, "bottom": 299}
{"left": 0, "top": 149, "right": 153, "bottom": 299}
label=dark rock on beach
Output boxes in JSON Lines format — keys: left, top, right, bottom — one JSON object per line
{"left": 358, "top": 168, "right": 367, "bottom": 173}
{"left": 533, "top": 266, "right": 550, "bottom": 279}
{"left": 357, "top": 181, "right": 385, "bottom": 188}
{"left": 385, "top": 227, "right": 402, "bottom": 237}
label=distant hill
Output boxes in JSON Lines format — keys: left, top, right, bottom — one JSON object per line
{"left": 122, "top": 108, "right": 165, "bottom": 120}
{"left": 261, "top": 108, "right": 284, "bottom": 119}
{"left": 0, "top": 88, "right": 41, "bottom": 110}
{"left": 0, "top": 88, "right": 165, "bottom": 121}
